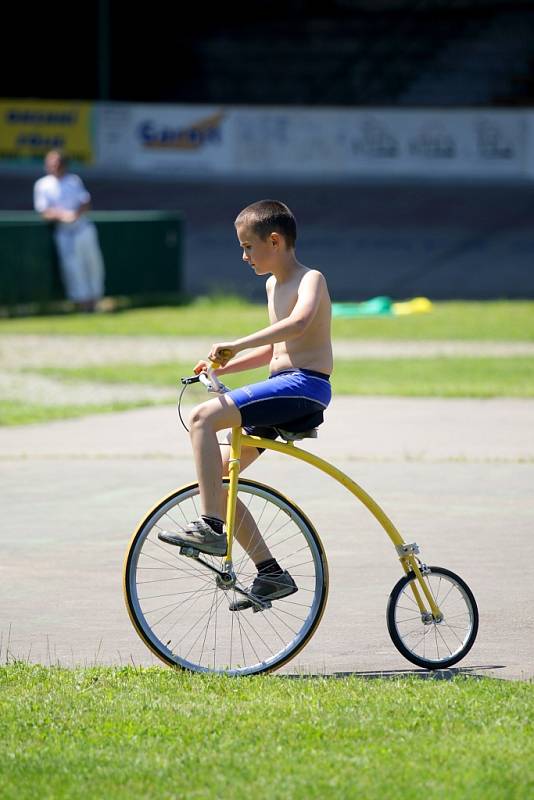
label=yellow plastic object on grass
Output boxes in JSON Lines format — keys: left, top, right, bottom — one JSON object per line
{"left": 392, "top": 297, "right": 433, "bottom": 316}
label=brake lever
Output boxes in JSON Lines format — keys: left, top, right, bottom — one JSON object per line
{"left": 202, "top": 370, "right": 229, "bottom": 394}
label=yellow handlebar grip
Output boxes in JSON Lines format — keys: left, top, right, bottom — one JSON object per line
{"left": 209, "top": 348, "right": 232, "bottom": 370}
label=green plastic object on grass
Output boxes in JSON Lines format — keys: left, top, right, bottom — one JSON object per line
{"left": 332, "top": 296, "right": 433, "bottom": 318}
{"left": 331, "top": 296, "right": 393, "bottom": 318}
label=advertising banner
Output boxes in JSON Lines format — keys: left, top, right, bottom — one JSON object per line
{"left": 345, "top": 110, "right": 526, "bottom": 176}
{"left": 524, "top": 112, "right": 534, "bottom": 177}
{"left": 94, "top": 103, "right": 530, "bottom": 180}
{"left": 0, "top": 99, "right": 94, "bottom": 163}
{"left": 97, "top": 104, "right": 232, "bottom": 173}
{"left": 231, "top": 108, "right": 527, "bottom": 178}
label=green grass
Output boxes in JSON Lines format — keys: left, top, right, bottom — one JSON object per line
{"left": 0, "top": 400, "right": 160, "bottom": 427}
{"left": 1, "top": 665, "right": 533, "bottom": 800}
{"left": 1, "top": 300, "right": 534, "bottom": 340}
{"left": 34, "top": 356, "right": 534, "bottom": 398}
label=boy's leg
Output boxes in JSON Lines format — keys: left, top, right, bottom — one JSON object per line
{"left": 189, "top": 398, "right": 275, "bottom": 563}
{"left": 158, "top": 390, "right": 298, "bottom": 609}
{"left": 221, "top": 437, "right": 273, "bottom": 565}
{"left": 158, "top": 394, "right": 242, "bottom": 554}
{"left": 188, "top": 394, "right": 241, "bottom": 519}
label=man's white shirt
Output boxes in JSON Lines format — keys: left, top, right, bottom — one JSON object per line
{"left": 34, "top": 174, "right": 91, "bottom": 230}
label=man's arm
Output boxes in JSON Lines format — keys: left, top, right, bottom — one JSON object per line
{"left": 40, "top": 200, "right": 91, "bottom": 224}
{"left": 210, "top": 270, "right": 325, "bottom": 365}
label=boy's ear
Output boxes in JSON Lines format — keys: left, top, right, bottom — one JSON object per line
{"left": 270, "top": 232, "right": 281, "bottom": 247}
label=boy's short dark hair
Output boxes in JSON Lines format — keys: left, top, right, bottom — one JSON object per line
{"left": 235, "top": 200, "right": 297, "bottom": 248}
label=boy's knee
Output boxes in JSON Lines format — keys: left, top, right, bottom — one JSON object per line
{"left": 188, "top": 403, "right": 211, "bottom": 431}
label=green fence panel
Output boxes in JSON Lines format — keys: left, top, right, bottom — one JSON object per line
{"left": 0, "top": 211, "right": 184, "bottom": 306}
{"left": 0, "top": 216, "right": 61, "bottom": 304}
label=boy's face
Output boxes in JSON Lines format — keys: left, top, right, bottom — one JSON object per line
{"left": 236, "top": 224, "right": 281, "bottom": 275}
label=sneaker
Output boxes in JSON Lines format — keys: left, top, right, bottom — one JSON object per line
{"left": 229, "top": 570, "right": 297, "bottom": 611}
{"left": 157, "top": 519, "right": 227, "bottom": 556}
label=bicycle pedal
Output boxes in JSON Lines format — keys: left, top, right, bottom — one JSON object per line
{"left": 180, "top": 545, "right": 200, "bottom": 559}
{"left": 252, "top": 600, "right": 272, "bottom": 613}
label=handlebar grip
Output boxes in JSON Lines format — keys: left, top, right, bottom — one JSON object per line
{"left": 209, "top": 348, "right": 232, "bottom": 370}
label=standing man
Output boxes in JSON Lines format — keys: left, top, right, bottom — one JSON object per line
{"left": 34, "top": 150, "right": 105, "bottom": 312}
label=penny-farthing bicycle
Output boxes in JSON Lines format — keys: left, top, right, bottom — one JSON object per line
{"left": 124, "top": 366, "right": 479, "bottom": 675}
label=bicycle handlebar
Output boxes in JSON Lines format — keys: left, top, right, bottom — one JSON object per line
{"left": 180, "top": 360, "right": 229, "bottom": 394}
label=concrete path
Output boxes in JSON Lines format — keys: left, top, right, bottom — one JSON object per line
{"left": 2, "top": 397, "right": 533, "bottom": 680}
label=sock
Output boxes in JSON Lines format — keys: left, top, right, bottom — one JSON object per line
{"left": 201, "top": 515, "right": 224, "bottom": 535}
{"left": 257, "top": 558, "right": 283, "bottom": 576}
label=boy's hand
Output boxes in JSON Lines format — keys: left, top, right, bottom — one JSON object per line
{"left": 193, "top": 360, "right": 210, "bottom": 375}
{"left": 208, "top": 344, "right": 236, "bottom": 367}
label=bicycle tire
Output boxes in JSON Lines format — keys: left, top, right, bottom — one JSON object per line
{"left": 387, "top": 565, "right": 479, "bottom": 670}
{"left": 124, "top": 478, "right": 329, "bottom": 675}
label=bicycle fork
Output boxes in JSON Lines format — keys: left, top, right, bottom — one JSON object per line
{"left": 397, "top": 543, "right": 443, "bottom": 622}
{"left": 224, "top": 425, "right": 242, "bottom": 569}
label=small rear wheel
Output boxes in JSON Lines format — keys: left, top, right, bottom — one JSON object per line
{"left": 387, "top": 566, "right": 479, "bottom": 670}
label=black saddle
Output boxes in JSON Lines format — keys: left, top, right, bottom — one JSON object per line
{"left": 275, "top": 409, "right": 324, "bottom": 441}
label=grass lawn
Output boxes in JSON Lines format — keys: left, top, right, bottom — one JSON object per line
{"left": 34, "top": 355, "right": 534, "bottom": 398}
{"left": 4, "top": 355, "right": 532, "bottom": 425}
{"left": 2, "top": 300, "right": 533, "bottom": 425}
{"left": 0, "top": 400, "right": 161, "bottom": 427}
{"left": 1, "top": 665, "right": 533, "bottom": 800}
{"left": 1, "top": 299, "right": 534, "bottom": 340}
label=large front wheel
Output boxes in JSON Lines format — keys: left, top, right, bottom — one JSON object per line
{"left": 124, "top": 478, "right": 329, "bottom": 675}
{"left": 387, "top": 566, "right": 479, "bottom": 670}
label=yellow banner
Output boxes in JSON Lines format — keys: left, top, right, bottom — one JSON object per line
{"left": 0, "top": 99, "right": 94, "bottom": 163}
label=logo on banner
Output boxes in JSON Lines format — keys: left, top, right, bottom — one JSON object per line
{"left": 351, "top": 117, "right": 399, "bottom": 158}
{"left": 409, "top": 124, "right": 456, "bottom": 159}
{"left": 476, "top": 119, "right": 515, "bottom": 159}
{"left": 138, "top": 112, "right": 224, "bottom": 150}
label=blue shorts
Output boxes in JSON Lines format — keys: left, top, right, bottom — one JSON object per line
{"left": 227, "top": 368, "right": 332, "bottom": 451}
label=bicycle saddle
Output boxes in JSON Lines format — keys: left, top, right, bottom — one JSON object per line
{"left": 277, "top": 428, "right": 318, "bottom": 442}
{"left": 275, "top": 409, "right": 323, "bottom": 442}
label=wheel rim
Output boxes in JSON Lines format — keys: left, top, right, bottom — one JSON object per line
{"left": 392, "top": 570, "right": 477, "bottom": 667}
{"left": 126, "top": 481, "right": 326, "bottom": 675}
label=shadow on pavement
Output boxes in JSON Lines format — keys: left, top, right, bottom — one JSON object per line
{"left": 280, "top": 665, "right": 505, "bottom": 681}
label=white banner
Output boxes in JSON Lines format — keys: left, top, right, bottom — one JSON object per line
{"left": 231, "top": 109, "right": 527, "bottom": 177}
{"left": 96, "top": 104, "right": 530, "bottom": 179}
{"left": 97, "top": 104, "right": 233, "bottom": 173}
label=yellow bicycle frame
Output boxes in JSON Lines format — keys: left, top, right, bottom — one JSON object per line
{"left": 225, "top": 426, "right": 441, "bottom": 619}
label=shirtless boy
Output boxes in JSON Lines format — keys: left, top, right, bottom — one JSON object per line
{"left": 159, "top": 200, "right": 333, "bottom": 610}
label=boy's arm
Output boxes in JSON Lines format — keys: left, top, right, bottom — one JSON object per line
{"left": 209, "top": 270, "right": 325, "bottom": 365}
{"left": 195, "top": 345, "right": 272, "bottom": 376}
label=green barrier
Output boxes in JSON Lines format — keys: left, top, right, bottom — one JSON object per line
{"left": 0, "top": 211, "right": 184, "bottom": 308}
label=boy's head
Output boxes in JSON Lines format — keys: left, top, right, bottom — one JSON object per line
{"left": 235, "top": 200, "right": 297, "bottom": 249}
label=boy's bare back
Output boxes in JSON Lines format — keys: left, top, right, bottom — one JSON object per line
{"left": 267, "top": 266, "right": 333, "bottom": 376}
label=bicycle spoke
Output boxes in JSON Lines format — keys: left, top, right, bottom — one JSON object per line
{"left": 126, "top": 480, "right": 327, "bottom": 674}
{"left": 389, "top": 569, "right": 478, "bottom": 668}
